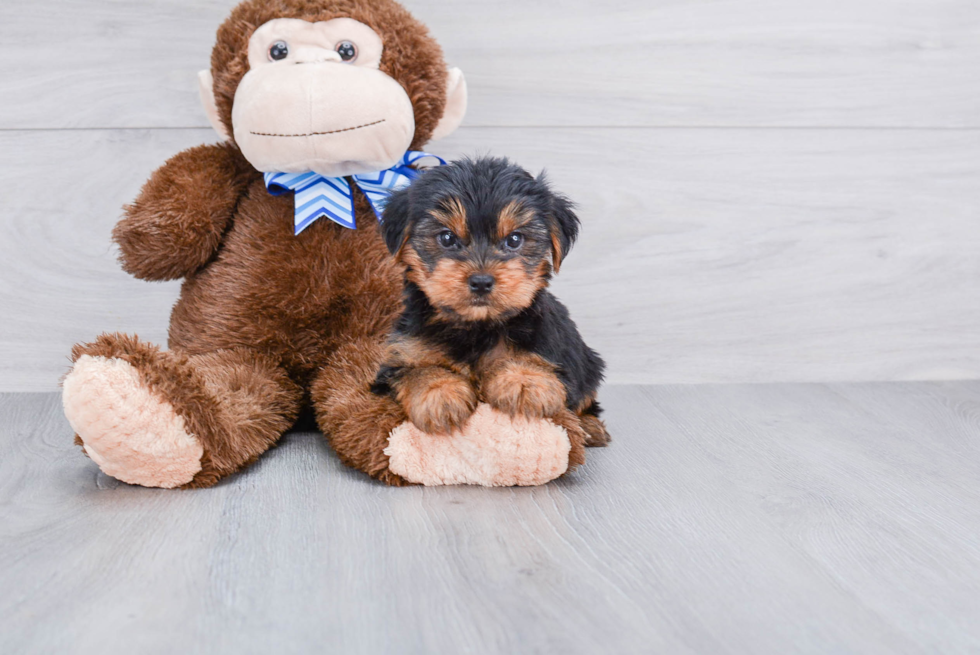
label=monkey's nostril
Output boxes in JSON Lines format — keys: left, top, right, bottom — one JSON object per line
{"left": 468, "top": 274, "right": 495, "bottom": 296}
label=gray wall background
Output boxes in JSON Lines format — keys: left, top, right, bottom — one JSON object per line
{"left": 1, "top": 0, "right": 978, "bottom": 391}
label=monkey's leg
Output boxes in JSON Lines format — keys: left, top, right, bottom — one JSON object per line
{"left": 63, "top": 334, "right": 302, "bottom": 488}
{"left": 312, "top": 336, "right": 588, "bottom": 486}
{"left": 311, "top": 337, "right": 412, "bottom": 486}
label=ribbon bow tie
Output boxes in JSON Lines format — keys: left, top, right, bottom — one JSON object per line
{"left": 264, "top": 151, "right": 446, "bottom": 235}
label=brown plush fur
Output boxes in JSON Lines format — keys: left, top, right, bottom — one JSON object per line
{"left": 71, "top": 333, "right": 302, "bottom": 488}
{"left": 114, "top": 143, "right": 256, "bottom": 281}
{"left": 548, "top": 408, "right": 588, "bottom": 472}
{"left": 87, "top": 174, "right": 411, "bottom": 484}
{"left": 309, "top": 339, "right": 410, "bottom": 485}
{"left": 70, "top": 0, "right": 594, "bottom": 486}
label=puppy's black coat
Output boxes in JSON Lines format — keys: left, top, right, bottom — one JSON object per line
{"left": 372, "top": 156, "right": 608, "bottom": 441}
{"left": 375, "top": 281, "right": 605, "bottom": 415}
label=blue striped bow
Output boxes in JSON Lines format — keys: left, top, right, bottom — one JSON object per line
{"left": 264, "top": 151, "right": 446, "bottom": 235}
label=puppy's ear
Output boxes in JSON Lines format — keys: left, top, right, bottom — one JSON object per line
{"left": 380, "top": 187, "right": 413, "bottom": 257}
{"left": 546, "top": 191, "right": 580, "bottom": 274}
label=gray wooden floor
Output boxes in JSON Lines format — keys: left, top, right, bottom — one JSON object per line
{"left": 3, "top": 384, "right": 980, "bottom": 653}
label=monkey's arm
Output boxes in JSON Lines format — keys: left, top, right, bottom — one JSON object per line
{"left": 113, "top": 142, "right": 255, "bottom": 281}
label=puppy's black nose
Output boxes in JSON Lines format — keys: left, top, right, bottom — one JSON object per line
{"left": 468, "top": 274, "right": 495, "bottom": 296}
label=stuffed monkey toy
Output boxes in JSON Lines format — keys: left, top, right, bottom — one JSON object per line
{"left": 62, "top": 0, "right": 593, "bottom": 488}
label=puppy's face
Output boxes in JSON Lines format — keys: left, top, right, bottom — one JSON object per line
{"left": 382, "top": 158, "right": 580, "bottom": 322}
{"left": 401, "top": 197, "right": 550, "bottom": 322}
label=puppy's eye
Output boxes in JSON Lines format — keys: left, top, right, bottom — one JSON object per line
{"left": 503, "top": 232, "right": 525, "bottom": 250}
{"left": 336, "top": 41, "right": 357, "bottom": 62}
{"left": 269, "top": 41, "right": 289, "bottom": 61}
{"left": 437, "top": 230, "right": 460, "bottom": 249}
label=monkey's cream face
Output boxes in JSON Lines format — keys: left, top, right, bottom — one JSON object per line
{"left": 232, "top": 18, "right": 415, "bottom": 176}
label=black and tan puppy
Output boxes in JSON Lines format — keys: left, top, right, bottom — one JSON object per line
{"left": 372, "top": 157, "right": 610, "bottom": 447}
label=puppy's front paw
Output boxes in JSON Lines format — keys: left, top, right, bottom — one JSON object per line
{"left": 481, "top": 362, "right": 566, "bottom": 420}
{"left": 397, "top": 367, "right": 477, "bottom": 435}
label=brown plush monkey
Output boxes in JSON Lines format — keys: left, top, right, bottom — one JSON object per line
{"left": 62, "top": 0, "right": 591, "bottom": 488}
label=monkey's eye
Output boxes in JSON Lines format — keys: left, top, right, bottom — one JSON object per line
{"left": 437, "top": 230, "right": 459, "bottom": 249}
{"left": 269, "top": 41, "right": 289, "bottom": 61}
{"left": 503, "top": 233, "right": 525, "bottom": 250}
{"left": 336, "top": 41, "right": 357, "bottom": 62}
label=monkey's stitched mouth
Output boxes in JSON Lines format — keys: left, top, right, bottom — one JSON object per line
{"left": 250, "top": 119, "right": 386, "bottom": 138}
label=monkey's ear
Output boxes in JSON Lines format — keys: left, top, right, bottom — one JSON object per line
{"left": 430, "top": 67, "right": 467, "bottom": 141}
{"left": 547, "top": 192, "right": 580, "bottom": 274}
{"left": 198, "top": 69, "right": 231, "bottom": 141}
{"left": 380, "top": 188, "right": 413, "bottom": 257}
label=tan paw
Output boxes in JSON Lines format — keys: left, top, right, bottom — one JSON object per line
{"left": 580, "top": 413, "right": 611, "bottom": 447}
{"left": 385, "top": 404, "right": 572, "bottom": 486}
{"left": 62, "top": 355, "right": 203, "bottom": 488}
{"left": 396, "top": 367, "right": 477, "bottom": 435}
{"left": 480, "top": 362, "right": 566, "bottom": 419}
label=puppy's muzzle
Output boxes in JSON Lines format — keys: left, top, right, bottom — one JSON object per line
{"left": 468, "top": 274, "right": 495, "bottom": 296}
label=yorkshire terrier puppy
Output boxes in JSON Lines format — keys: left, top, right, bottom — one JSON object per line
{"left": 371, "top": 157, "right": 610, "bottom": 447}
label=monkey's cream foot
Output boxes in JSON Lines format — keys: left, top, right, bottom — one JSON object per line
{"left": 385, "top": 404, "right": 571, "bottom": 486}
{"left": 63, "top": 355, "right": 203, "bottom": 489}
